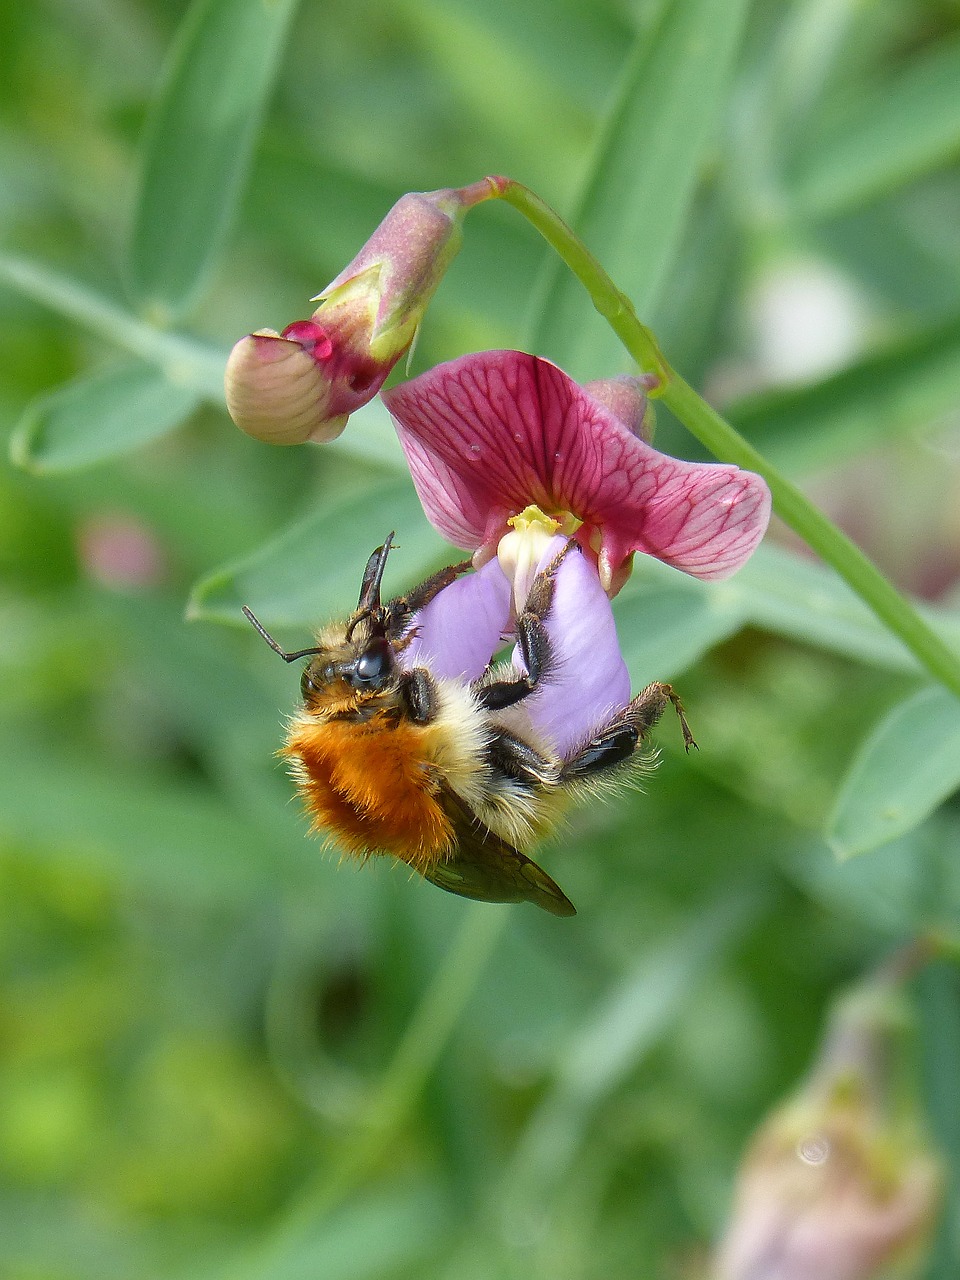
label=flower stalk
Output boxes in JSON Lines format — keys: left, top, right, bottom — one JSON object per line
{"left": 490, "top": 176, "right": 960, "bottom": 700}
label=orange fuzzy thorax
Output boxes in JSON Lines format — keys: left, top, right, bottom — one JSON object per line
{"left": 283, "top": 713, "right": 454, "bottom": 869}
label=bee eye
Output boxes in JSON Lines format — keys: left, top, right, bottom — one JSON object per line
{"left": 300, "top": 667, "right": 316, "bottom": 701}
{"left": 351, "top": 637, "right": 393, "bottom": 689}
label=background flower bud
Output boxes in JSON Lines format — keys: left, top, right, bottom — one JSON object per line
{"left": 713, "top": 978, "right": 942, "bottom": 1280}
{"left": 583, "top": 374, "right": 655, "bottom": 442}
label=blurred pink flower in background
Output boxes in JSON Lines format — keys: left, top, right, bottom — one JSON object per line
{"left": 713, "top": 977, "right": 941, "bottom": 1280}
{"left": 76, "top": 513, "right": 167, "bottom": 591}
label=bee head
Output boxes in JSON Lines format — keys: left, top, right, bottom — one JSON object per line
{"left": 243, "top": 532, "right": 400, "bottom": 708}
{"left": 299, "top": 629, "right": 396, "bottom": 702}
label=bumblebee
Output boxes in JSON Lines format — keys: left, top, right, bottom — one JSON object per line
{"left": 243, "top": 535, "right": 694, "bottom": 916}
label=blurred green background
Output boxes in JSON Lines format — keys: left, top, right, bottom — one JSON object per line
{"left": 2, "top": 0, "right": 960, "bottom": 1276}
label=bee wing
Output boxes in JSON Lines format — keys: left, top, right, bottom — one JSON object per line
{"left": 422, "top": 790, "right": 576, "bottom": 917}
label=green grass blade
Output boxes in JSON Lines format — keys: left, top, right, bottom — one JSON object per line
{"left": 506, "top": 888, "right": 763, "bottom": 1198}
{"left": 531, "top": 0, "right": 749, "bottom": 378}
{"left": 790, "top": 34, "right": 960, "bottom": 218}
{"left": 828, "top": 685, "right": 960, "bottom": 859}
{"left": 10, "top": 362, "right": 200, "bottom": 473}
{"left": 128, "top": 0, "right": 298, "bottom": 323}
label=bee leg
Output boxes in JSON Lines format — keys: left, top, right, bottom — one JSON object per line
{"left": 399, "top": 668, "right": 438, "bottom": 725}
{"left": 384, "top": 558, "right": 474, "bottom": 642}
{"left": 486, "top": 728, "right": 558, "bottom": 787}
{"left": 560, "top": 682, "right": 697, "bottom": 779}
{"left": 475, "top": 542, "right": 575, "bottom": 711}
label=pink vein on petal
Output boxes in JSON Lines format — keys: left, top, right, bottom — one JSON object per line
{"left": 384, "top": 351, "right": 771, "bottom": 580}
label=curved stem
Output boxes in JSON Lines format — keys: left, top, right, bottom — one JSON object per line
{"left": 489, "top": 176, "right": 960, "bottom": 699}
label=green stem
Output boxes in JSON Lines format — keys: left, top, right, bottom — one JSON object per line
{"left": 490, "top": 177, "right": 960, "bottom": 699}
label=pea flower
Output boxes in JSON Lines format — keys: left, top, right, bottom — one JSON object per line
{"left": 381, "top": 350, "right": 770, "bottom": 761}
{"left": 713, "top": 979, "right": 942, "bottom": 1280}
{"left": 224, "top": 181, "right": 494, "bottom": 445}
{"left": 382, "top": 348, "right": 771, "bottom": 596}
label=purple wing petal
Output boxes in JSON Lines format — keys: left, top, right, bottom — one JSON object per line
{"left": 384, "top": 351, "right": 771, "bottom": 583}
{"left": 399, "top": 555, "right": 512, "bottom": 681}
{"left": 514, "top": 538, "right": 632, "bottom": 760}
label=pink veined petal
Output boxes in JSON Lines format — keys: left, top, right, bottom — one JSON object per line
{"left": 512, "top": 538, "right": 631, "bottom": 760}
{"left": 590, "top": 459, "right": 772, "bottom": 585}
{"left": 398, "top": 555, "right": 513, "bottom": 682}
{"left": 383, "top": 351, "right": 771, "bottom": 582}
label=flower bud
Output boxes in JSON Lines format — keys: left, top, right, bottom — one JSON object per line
{"left": 583, "top": 374, "right": 655, "bottom": 442}
{"left": 713, "top": 980, "right": 942, "bottom": 1280}
{"left": 225, "top": 182, "right": 495, "bottom": 445}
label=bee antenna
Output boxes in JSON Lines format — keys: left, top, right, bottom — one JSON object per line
{"left": 356, "top": 531, "right": 396, "bottom": 612}
{"left": 241, "top": 606, "right": 324, "bottom": 663}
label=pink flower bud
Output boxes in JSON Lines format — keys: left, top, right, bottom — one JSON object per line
{"left": 225, "top": 183, "right": 494, "bottom": 445}
{"left": 582, "top": 373, "right": 655, "bottom": 442}
{"left": 714, "top": 981, "right": 942, "bottom": 1280}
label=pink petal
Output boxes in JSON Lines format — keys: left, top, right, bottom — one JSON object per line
{"left": 398, "top": 555, "right": 512, "bottom": 682}
{"left": 383, "top": 351, "right": 771, "bottom": 584}
{"left": 512, "top": 538, "right": 631, "bottom": 760}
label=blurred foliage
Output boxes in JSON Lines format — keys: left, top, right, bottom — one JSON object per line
{"left": 1, "top": 0, "right": 960, "bottom": 1277}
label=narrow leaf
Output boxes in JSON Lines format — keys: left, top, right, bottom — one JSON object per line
{"left": 0, "top": 252, "right": 227, "bottom": 396}
{"left": 128, "top": 0, "right": 298, "bottom": 321}
{"left": 532, "top": 0, "right": 749, "bottom": 378}
{"left": 614, "top": 575, "right": 747, "bottom": 684}
{"left": 789, "top": 35, "right": 960, "bottom": 218}
{"left": 188, "top": 479, "right": 448, "bottom": 627}
{"left": 508, "top": 889, "right": 762, "bottom": 1194}
{"left": 634, "top": 542, "right": 960, "bottom": 676}
{"left": 10, "top": 361, "right": 200, "bottom": 473}
{"left": 730, "top": 542, "right": 960, "bottom": 673}
{"left": 828, "top": 684, "right": 960, "bottom": 858}
{"left": 789, "top": 822, "right": 960, "bottom": 942}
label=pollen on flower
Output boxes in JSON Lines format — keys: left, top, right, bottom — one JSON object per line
{"left": 507, "top": 505, "right": 560, "bottom": 536}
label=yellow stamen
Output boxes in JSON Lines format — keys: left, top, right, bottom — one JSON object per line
{"left": 507, "top": 504, "right": 560, "bottom": 536}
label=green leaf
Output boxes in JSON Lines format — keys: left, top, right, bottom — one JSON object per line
{"left": 828, "top": 684, "right": 960, "bottom": 858}
{"left": 0, "top": 252, "right": 228, "bottom": 397}
{"left": 128, "top": 0, "right": 298, "bottom": 322}
{"left": 195, "top": 1187, "right": 446, "bottom": 1280}
{"left": 188, "top": 479, "right": 448, "bottom": 626}
{"left": 728, "top": 313, "right": 960, "bottom": 474}
{"left": 917, "top": 964, "right": 960, "bottom": 1280}
{"left": 789, "top": 35, "right": 960, "bottom": 219}
{"left": 628, "top": 543, "right": 960, "bottom": 677}
{"left": 789, "top": 820, "right": 960, "bottom": 942}
{"left": 614, "top": 572, "right": 747, "bottom": 685}
{"left": 728, "top": 542, "right": 960, "bottom": 674}
{"left": 10, "top": 361, "right": 200, "bottom": 473}
{"left": 531, "top": 0, "right": 749, "bottom": 378}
